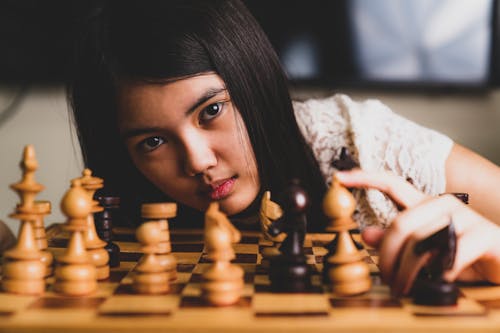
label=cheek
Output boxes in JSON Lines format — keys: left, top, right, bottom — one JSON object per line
{"left": 233, "top": 123, "right": 259, "bottom": 177}
{"left": 129, "top": 152, "right": 179, "bottom": 190}
{"left": 234, "top": 140, "right": 257, "bottom": 173}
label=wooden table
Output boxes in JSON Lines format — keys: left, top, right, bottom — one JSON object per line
{"left": 1, "top": 224, "right": 500, "bottom": 333}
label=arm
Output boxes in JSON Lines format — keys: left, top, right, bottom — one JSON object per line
{"left": 445, "top": 143, "right": 500, "bottom": 224}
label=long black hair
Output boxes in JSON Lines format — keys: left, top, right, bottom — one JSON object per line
{"left": 67, "top": 0, "right": 327, "bottom": 230}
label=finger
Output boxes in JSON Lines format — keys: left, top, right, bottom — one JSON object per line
{"left": 467, "top": 255, "right": 500, "bottom": 284}
{"left": 335, "top": 169, "right": 426, "bottom": 209}
{"left": 392, "top": 239, "right": 432, "bottom": 296}
{"left": 378, "top": 195, "right": 463, "bottom": 283}
{"left": 450, "top": 266, "right": 485, "bottom": 282}
{"left": 361, "top": 226, "right": 385, "bottom": 248}
{"left": 378, "top": 216, "right": 441, "bottom": 285}
{"left": 448, "top": 257, "right": 500, "bottom": 283}
{"left": 444, "top": 220, "right": 500, "bottom": 283}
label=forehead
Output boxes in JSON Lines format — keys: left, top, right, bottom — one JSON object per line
{"left": 118, "top": 73, "right": 224, "bottom": 105}
{"left": 116, "top": 73, "right": 226, "bottom": 121}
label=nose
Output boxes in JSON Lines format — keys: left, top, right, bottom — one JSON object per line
{"left": 181, "top": 131, "right": 217, "bottom": 177}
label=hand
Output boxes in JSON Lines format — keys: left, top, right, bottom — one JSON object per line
{"left": 336, "top": 169, "right": 500, "bottom": 296}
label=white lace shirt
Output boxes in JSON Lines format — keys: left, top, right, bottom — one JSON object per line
{"left": 293, "top": 94, "right": 454, "bottom": 229}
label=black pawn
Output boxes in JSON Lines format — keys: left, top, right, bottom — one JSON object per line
{"left": 268, "top": 179, "right": 312, "bottom": 293}
{"left": 94, "top": 196, "right": 121, "bottom": 268}
{"left": 451, "top": 192, "right": 469, "bottom": 205}
{"left": 453, "top": 193, "right": 469, "bottom": 204}
{"left": 411, "top": 223, "right": 459, "bottom": 306}
{"left": 331, "top": 147, "right": 359, "bottom": 171}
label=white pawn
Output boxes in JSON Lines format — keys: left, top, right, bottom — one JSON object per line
{"left": 80, "top": 169, "right": 110, "bottom": 280}
{"left": 133, "top": 222, "right": 170, "bottom": 294}
{"left": 141, "top": 203, "right": 177, "bottom": 281}
{"left": 201, "top": 202, "right": 244, "bottom": 306}
{"left": 53, "top": 179, "right": 97, "bottom": 296}
{"left": 32, "top": 200, "right": 54, "bottom": 277}
{"left": 324, "top": 177, "right": 371, "bottom": 296}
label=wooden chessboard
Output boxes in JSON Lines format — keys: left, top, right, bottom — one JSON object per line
{"left": 1, "top": 225, "right": 500, "bottom": 333}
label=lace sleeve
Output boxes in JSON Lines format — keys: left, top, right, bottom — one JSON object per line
{"left": 337, "top": 95, "right": 454, "bottom": 227}
{"left": 294, "top": 94, "right": 454, "bottom": 228}
{"left": 293, "top": 96, "right": 352, "bottom": 182}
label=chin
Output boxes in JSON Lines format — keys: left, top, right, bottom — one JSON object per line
{"left": 216, "top": 196, "right": 249, "bottom": 216}
{"left": 186, "top": 198, "right": 242, "bottom": 216}
{"left": 216, "top": 202, "right": 242, "bottom": 216}
{"left": 223, "top": 192, "right": 260, "bottom": 216}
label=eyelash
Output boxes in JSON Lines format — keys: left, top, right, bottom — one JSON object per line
{"left": 138, "top": 136, "right": 165, "bottom": 153}
{"left": 199, "top": 101, "right": 225, "bottom": 124}
{"left": 135, "top": 101, "right": 226, "bottom": 153}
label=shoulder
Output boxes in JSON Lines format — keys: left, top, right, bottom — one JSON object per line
{"left": 293, "top": 93, "right": 454, "bottom": 228}
{"left": 292, "top": 94, "right": 346, "bottom": 136}
{"left": 292, "top": 94, "right": 353, "bottom": 180}
{"left": 293, "top": 93, "right": 391, "bottom": 116}
{"left": 291, "top": 94, "right": 389, "bottom": 173}
{"left": 293, "top": 93, "right": 453, "bottom": 175}
{"left": 291, "top": 93, "right": 405, "bottom": 172}
{"left": 292, "top": 93, "right": 398, "bottom": 138}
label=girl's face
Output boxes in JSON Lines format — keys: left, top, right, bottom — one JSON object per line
{"left": 116, "top": 73, "right": 260, "bottom": 216}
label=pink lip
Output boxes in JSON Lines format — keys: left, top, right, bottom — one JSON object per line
{"left": 208, "top": 177, "right": 236, "bottom": 200}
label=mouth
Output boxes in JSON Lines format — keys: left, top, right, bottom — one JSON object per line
{"left": 206, "top": 176, "right": 237, "bottom": 200}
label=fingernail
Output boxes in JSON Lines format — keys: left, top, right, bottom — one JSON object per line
{"left": 335, "top": 171, "right": 347, "bottom": 179}
{"left": 443, "top": 270, "right": 455, "bottom": 282}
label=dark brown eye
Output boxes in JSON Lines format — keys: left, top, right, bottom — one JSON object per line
{"left": 200, "top": 102, "right": 224, "bottom": 123}
{"left": 139, "top": 136, "right": 165, "bottom": 152}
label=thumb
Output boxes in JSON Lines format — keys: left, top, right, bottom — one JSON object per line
{"left": 361, "top": 226, "right": 385, "bottom": 249}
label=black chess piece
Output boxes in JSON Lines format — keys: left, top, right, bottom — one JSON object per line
{"left": 94, "top": 196, "right": 121, "bottom": 268}
{"left": 268, "top": 179, "right": 312, "bottom": 293}
{"left": 452, "top": 193, "right": 469, "bottom": 204}
{"left": 446, "top": 192, "right": 469, "bottom": 205}
{"left": 411, "top": 222, "right": 459, "bottom": 306}
{"left": 331, "top": 147, "right": 359, "bottom": 171}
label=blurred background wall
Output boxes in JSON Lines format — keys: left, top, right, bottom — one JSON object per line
{"left": 1, "top": 0, "right": 499, "bottom": 234}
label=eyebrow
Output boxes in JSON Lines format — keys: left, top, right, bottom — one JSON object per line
{"left": 121, "top": 126, "right": 167, "bottom": 140}
{"left": 186, "top": 87, "right": 227, "bottom": 116}
{"left": 120, "top": 87, "right": 227, "bottom": 140}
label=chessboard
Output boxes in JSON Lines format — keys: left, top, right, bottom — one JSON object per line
{"left": 1, "top": 225, "right": 500, "bottom": 333}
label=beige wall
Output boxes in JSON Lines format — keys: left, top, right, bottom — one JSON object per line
{"left": 0, "top": 86, "right": 83, "bottom": 235}
{"left": 1, "top": 86, "right": 499, "bottom": 235}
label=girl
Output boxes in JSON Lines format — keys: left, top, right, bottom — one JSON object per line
{"left": 67, "top": 0, "right": 500, "bottom": 295}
